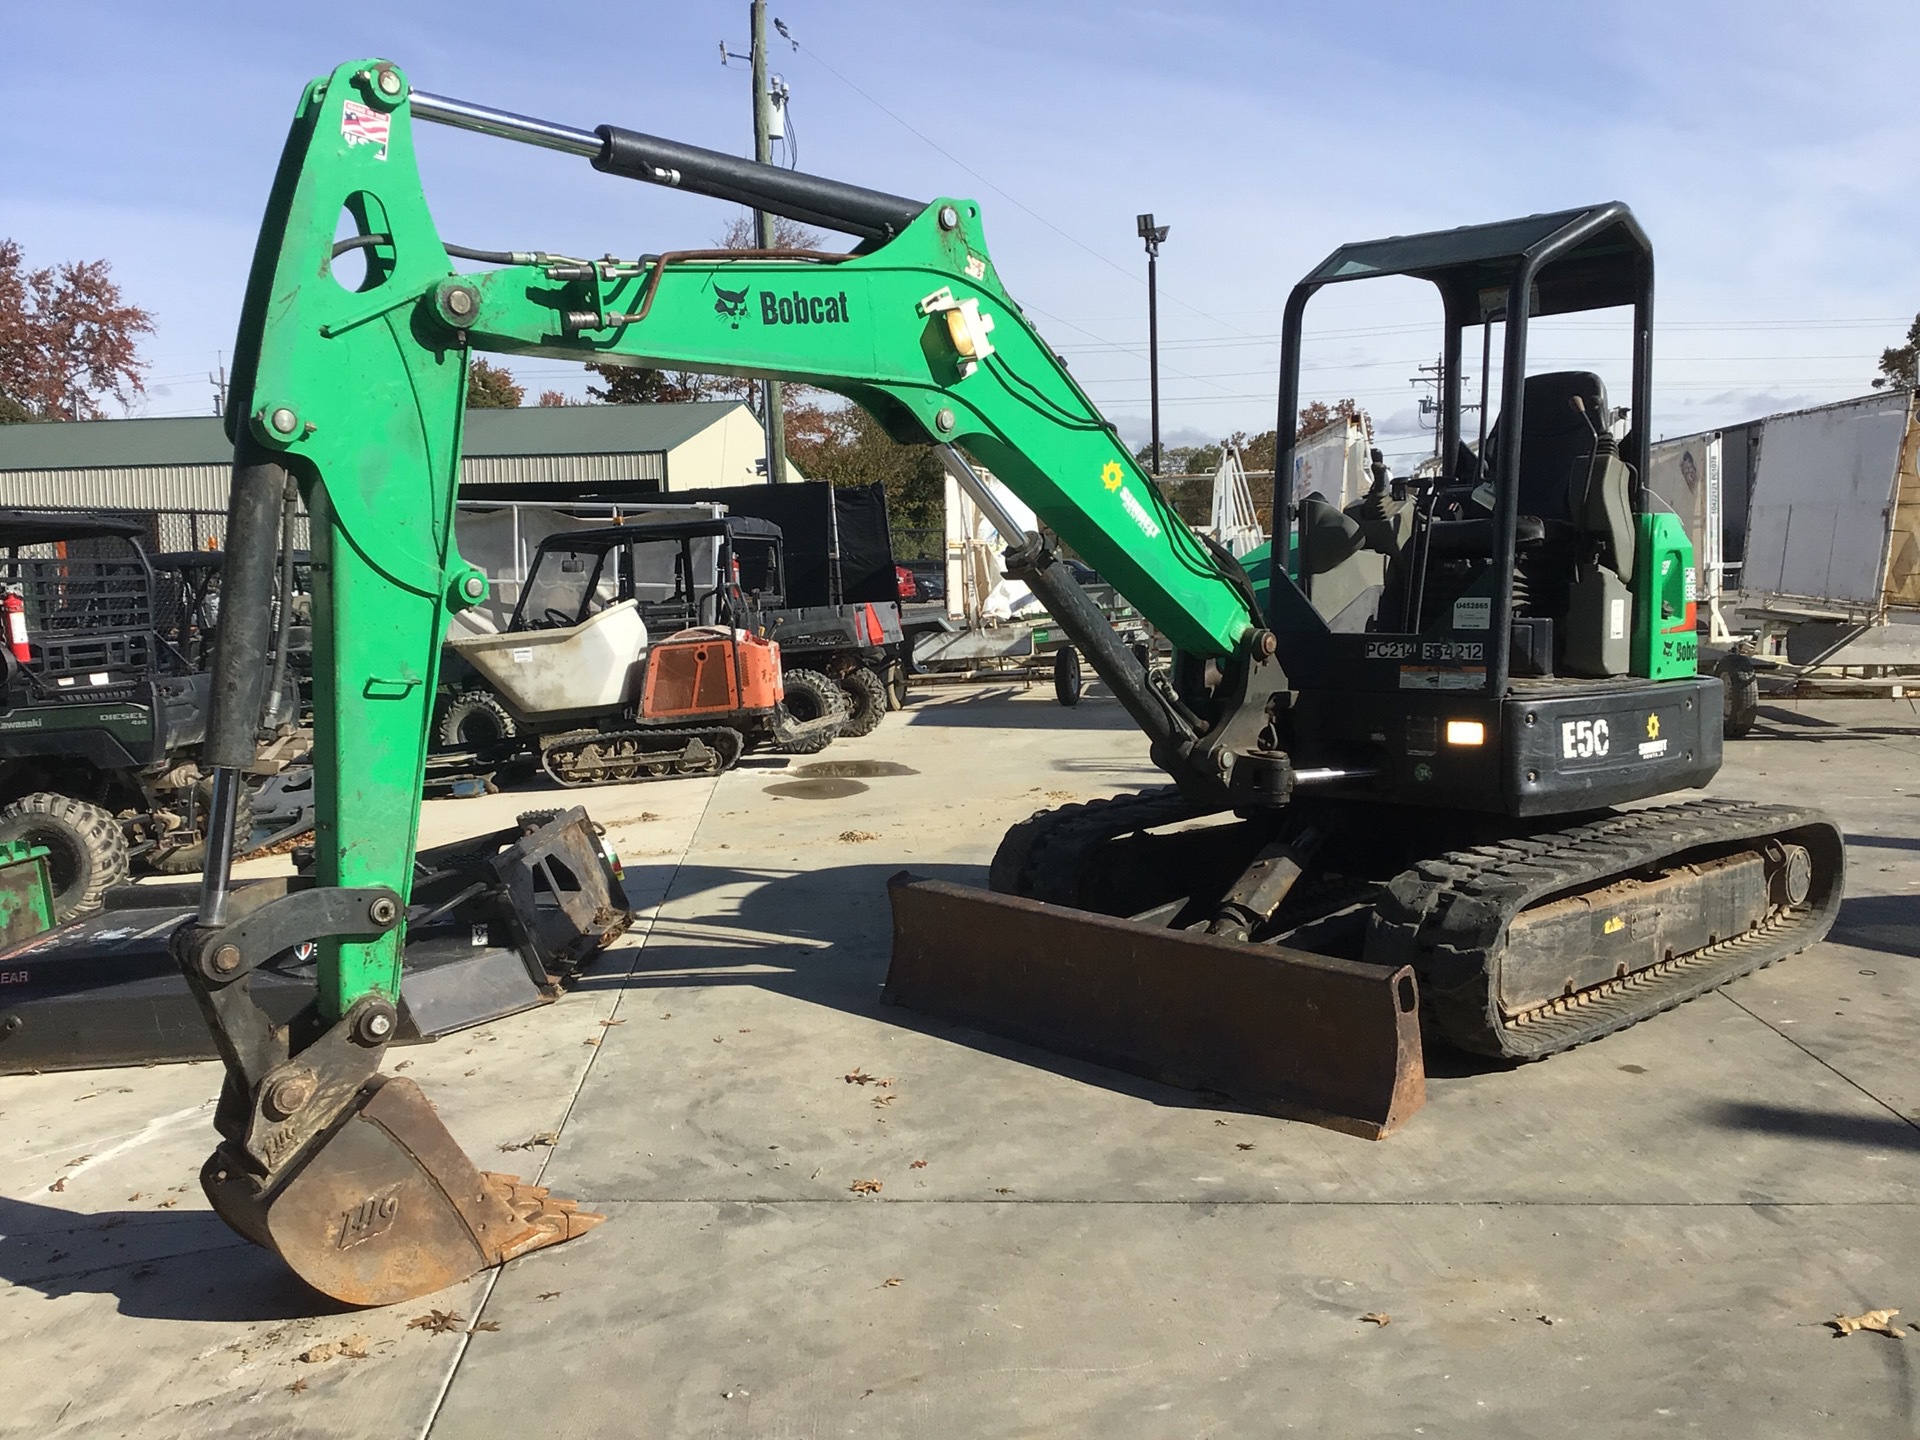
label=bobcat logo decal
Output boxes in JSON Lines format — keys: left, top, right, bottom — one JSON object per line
{"left": 714, "top": 284, "right": 751, "bottom": 329}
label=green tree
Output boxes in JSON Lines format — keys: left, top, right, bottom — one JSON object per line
{"left": 0, "top": 393, "right": 31, "bottom": 425}
{"left": 1874, "top": 313, "right": 1920, "bottom": 390}
{"left": 466, "top": 358, "right": 523, "bottom": 408}
{"left": 0, "top": 239, "right": 154, "bottom": 420}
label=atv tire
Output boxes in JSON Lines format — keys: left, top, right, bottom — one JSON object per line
{"left": 439, "top": 688, "right": 518, "bottom": 747}
{"left": 779, "top": 669, "right": 847, "bottom": 755}
{"left": 836, "top": 666, "right": 888, "bottom": 738}
{"left": 0, "top": 793, "right": 129, "bottom": 922}
{"left": 146, "top": 781, "right": 257, "bottom": 877}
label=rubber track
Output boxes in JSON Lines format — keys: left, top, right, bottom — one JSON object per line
{"left": 1364, "top": 798, "right": 1846, "bottom": 1059}
{"left": 541, "top": 727, "right": 743, "bottom": 788}
{"left": 987, "top": 786, "right": 1218, "bottom": 906}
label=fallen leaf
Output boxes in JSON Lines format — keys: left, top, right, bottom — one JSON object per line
{"left": 464, "top": 1069, "right": 478, "bottom": 1077}
{"left": 882, "top": 1277, "right": 903, "bottom": 1288}
{"left": 639, "top": 811, "right": 660, "bottom": 822}
{"left": 1235, "top": 1143, "right": 1254, "bottom": 1152}
{"left": 661, "top": 1012, "right": 672, "bottom": 1019}
{"left": 738, "top": 1028, "right": 751, "bottom": 1034}
{"left": 64, "top": 1155, "right": 89, "bottom": 1167}
{"left": 1831, "top": 1309, "right": 1905, "bottom": 1338}
{"left": 1214, "top": 1119, "right": 1229, "bottom": 1126}
{"left": 298, "top": 1343, "right": 338, "bottom": 1364}
{"left": 1361, "top": 1312, "right": 1391, "bottom": 1327}
{"left": 873, "top": 1094, "right": 896, "bottom": 1108}
{"left": 499, "top": 1132, "right": 559, "bottom": 1153}
{"left": 469, "top": 1320, "right": 501, "bottom": 1333}
{"left": 157, "top": 1197, "right": 178, "bottom": 1208}
{"left": 126, "top": 1192, "right": 143, "bottom": 1201}
{"left": 845, "top": 1069, "right": 879, "bottom": 1085}
{"left": 340, "top": 1334, "right": 370, "bottom": 1359}
{"left": 286, "top": 1379, "right": 308, "bottom": 1395}
{"left": 601, "top": 1018, "right": 627, "bottom": 1027}
{"left": 993, "top": 1187, "right": 1014, "bottom": 1195}
{"left": 394, "top": 1060, "right": 412, "bottom": 1070}
{"left": 910, "top": 1160, "right": 928, "bottom": 1170}
{"left": 408, "top": 1310, "right": 465, "bottom": 1335}
{"left": 849, "top": 1178, "right": 883, "bottom": 1195}
{"left": 583, "top": 1037, "right": 601, "bottom": 1047}
{"left": 47, "top": 1177, "right": 65, "bottom": 1193}
{"left": 838, "top": 830, "right": 879, "bottom": 843}
{"left": 537, "top": 1291, "right": 562, "bottom": 1301}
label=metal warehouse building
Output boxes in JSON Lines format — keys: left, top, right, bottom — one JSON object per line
{"left": 0, "top": 401, "right": 794, "bottom": 521}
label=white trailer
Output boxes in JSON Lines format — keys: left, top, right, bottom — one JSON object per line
{"left": 1655, "top": 389, "right": 1920, "bottom": 734}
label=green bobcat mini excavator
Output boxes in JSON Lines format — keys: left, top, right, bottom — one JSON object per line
{"left": 182, "top": 59, "right": 1843, "bottom": 1305}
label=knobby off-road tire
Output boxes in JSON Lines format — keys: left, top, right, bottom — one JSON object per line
{"left": 439, "top": 688, "right": 518, "bottom": 748}
{"left": 836, "top": 666, "right": 888, "bottom": 738}
{"left": 779, "top": 670, "right": 848, "bottom": 755}
{"left": 0, "top": 792, "right": 129, "bottom": 921}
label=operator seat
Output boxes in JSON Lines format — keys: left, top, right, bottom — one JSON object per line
{"left": 1504, "top": 370, "right": 1636, "bottom": 582}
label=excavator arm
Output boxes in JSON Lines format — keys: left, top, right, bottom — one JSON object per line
{"left": 179, "top": 59, "right": 1423, "bottom": 1309}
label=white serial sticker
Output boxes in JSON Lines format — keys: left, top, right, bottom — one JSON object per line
{"left": 1452, "top": 596, "right": 1491, "bottom": 630}
{"left": 1561, "top": 717, "right": 1611, "bottom": 759}
{"left": 1608, "top": 597, "right": 1627, "bottom": 641}
{"left": 1399, "top": 666, "right": 1485, "bottom": 691}
{"left": 511, "top": 646, "right": 534, "bottom": 663}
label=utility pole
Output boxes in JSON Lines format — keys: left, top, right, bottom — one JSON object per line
{"left": 750, "top": 0, "right": 786, "bottom": 482}
{"left": 1136, "top": 214, "right": 1169, "bottom": 475}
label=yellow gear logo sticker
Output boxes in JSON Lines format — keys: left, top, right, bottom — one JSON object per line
{"left": 1101, "top": 460, "right": 1125, "bottom": 492}
{"left": 1646, "top": 713, "right": 1660, "bottom": 739}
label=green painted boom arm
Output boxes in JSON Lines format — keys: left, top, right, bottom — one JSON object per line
{"left": 217, "top": 58, "right": 1261, "bottom": 1023}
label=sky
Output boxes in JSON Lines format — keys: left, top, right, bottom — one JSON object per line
{"left": 5, "top": 1, "right": 1916, "bottom": 473}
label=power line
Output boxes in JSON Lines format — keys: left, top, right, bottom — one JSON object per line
{"left": 780, "top": 30, "right": 1267, "bottom": 344}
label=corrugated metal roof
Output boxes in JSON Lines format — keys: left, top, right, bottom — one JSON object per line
{"left": 0, "top": 401, "right": 747, "bottom": 472}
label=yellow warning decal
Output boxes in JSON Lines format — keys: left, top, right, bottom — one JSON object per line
{"left": 1603, "top": 915, "right": 1625, "bottom": 934}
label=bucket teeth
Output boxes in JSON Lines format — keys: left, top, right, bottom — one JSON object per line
{"left": 482, "top": 1171, "right": 606, "bottom": 1261}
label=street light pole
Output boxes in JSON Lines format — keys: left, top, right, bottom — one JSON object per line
{"left": 1136, "top": 213, "right": 1169, "bottom": 476}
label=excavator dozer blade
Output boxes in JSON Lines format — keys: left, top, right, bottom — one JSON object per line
{"left": 884, "top": 875, "right": 1425, "bottom": 1139}
{"left": 203, "top": 1074, "right": 601, "bottom": 1308}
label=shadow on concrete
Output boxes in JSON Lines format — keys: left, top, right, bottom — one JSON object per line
{"left": 0, "top": 1194, "right": 346, "bottom": 1321}
{"left": 578, "top": 859, "right": 1510, "bottom": 1119}
{"left": 1829, "top": 894, "right": 1920, "bottom": 957}
{"left": 1847, "top": 834, "right": 1920, "bottom": 852}
{"left": 1707, "top": 1101, "right": 1920, "bottom": 1150}
{"left": 903, "top": 690, "right": 1134, "bottom": 730}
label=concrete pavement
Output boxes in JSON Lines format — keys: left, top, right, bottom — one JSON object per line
{"left": 4, "top": 688, "right": 1919, "bottom": 1437}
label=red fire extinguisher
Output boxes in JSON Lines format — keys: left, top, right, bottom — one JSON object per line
{"left": 4, "top": 589, "right": 30, "bottom": 664}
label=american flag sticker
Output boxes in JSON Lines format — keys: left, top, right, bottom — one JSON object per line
{"left": 341, "top": 101, "right": 391, "bottom": 160}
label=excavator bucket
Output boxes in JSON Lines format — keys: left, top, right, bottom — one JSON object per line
{"left": 174, "top": 811, "right": 630, "bottom": 1307}
{"left": 884, "top": 876, "right": 1425, "bottom": 1139}
{"left": 203, "top": 1074, "right": 600, "bottom": 1307}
